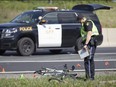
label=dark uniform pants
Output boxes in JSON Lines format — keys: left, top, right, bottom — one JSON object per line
{"left": 84, "top": 45, "right": 96, "bottom": 79}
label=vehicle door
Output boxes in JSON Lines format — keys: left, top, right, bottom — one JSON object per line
{"left": 37, "top": 12, "right": 62, "bottom": 47}
{"left": 58, "top": 12, "right": 81, "bottom": 47}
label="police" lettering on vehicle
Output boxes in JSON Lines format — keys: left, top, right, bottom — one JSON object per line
{"left": 19, "top": 27, "right": 32, "bottom": 31}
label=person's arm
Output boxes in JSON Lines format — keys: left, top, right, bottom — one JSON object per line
{"left": 84, "top": 21, "right": 92, "bottom": 49}
{"left": 84, "top": 31, "right": 92, "bottom": 49}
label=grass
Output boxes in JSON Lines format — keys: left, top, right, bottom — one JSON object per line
{"left": 0, "top": 1, "right": 116, "bottom": 28}
{"left": 0, "top": 74, "right": 116, "bottom": 87}
{"left": 96, "top": 2, "right": 116, "bottom": 28}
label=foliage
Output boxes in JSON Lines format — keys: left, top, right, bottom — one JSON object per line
{"left": 0, "top": 74, "right": 116, "bottom": 87}
{"left": 0, "top": 1, "right": 116, "bottom": 27}
{"left": 0, "top": 0, "right": 113, "bottom": 1}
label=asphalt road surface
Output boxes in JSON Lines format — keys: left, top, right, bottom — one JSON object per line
{"left": 0, "top": 47, "right": 116, "bottom": 73}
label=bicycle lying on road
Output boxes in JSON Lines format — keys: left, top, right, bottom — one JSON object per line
{"left": 34, "top": 64, "right": 80, "bottom": 82}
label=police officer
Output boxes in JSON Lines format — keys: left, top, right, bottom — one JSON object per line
{"left": 77, "top": 14, "right": 99, "bottom": 80}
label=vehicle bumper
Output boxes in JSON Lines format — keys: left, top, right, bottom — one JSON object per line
{"left": 0, "top": 38, "right": 17, "bottom": 50}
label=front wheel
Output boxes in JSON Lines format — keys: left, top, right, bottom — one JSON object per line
{"left": 17, "top": 37, "right": 35, "bottom": 56}
{"left": 48, "top": 78, "right": 63, "bottom": 83}
{"left": 0, "top": 50, "right": 6, "bottom": 55}
{"left": 75, "top": 37, "right": 84, "bottom": 53}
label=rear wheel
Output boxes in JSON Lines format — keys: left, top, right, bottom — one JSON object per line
{"left": 49, "top": 49, "right": 62, "bottom": 54}
{"left": 48, "top": 78, "right": 63, "bottom": 83}
{"left": 0, "top": 50, "right": 6, "bottom": 55}
{"left": 17, "top": 37, "right": 35, "bottom": 56}
{"left": 75, "top": 37, "right": 84, "bottom": 53}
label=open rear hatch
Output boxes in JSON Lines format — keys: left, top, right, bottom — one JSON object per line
{"left": 72, "top": 4, "right": 112, "bottom": 11}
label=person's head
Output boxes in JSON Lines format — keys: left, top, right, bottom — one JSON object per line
{"left": 77, "top": 14, "right": 87, "bottom": 23}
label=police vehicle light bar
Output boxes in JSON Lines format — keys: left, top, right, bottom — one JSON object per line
{"left": 36, "top": 7, "right": 59, "bottom": 11}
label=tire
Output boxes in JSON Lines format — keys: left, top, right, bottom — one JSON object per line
{"left": 75, "top": 37, "right": 84, "bottom": 53}
{"left": 17, "top": 37, "right": 35, "bottom": 56}
{"left": 49, "top": 49, "right": 62, "bottom": 54}
{"left": 48, "top": 78, "right": 63, "bottom": 83}
{"left": 0, "top": 50, "right": 6, "bottom": 55}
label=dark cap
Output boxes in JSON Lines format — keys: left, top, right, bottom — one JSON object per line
{"left": 77, "top": 14, "right": 84, "bottom": 20}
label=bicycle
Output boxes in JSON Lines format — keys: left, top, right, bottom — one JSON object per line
{"left": 34, "top": 64, "right": 78, "bottom": 82}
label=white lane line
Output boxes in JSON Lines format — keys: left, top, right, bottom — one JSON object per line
{"left": 96, "top": 53, "right": 116, "bottom": 55}
{"left": 0, "top": 68, "right": 116, "bottom": 74}
{"left": 0, "top": 59, "right": 116, "bottom": 63}
{"left": 69, "top": 53, "right": 116, "bottom": 55}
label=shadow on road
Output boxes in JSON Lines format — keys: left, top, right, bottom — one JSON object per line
{"left": 1, "top": 49, "right": 76, "bottom": 56}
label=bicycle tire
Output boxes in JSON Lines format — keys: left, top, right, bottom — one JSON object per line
{"left": 48, "top": 78, "right": 63, "bottom": 83}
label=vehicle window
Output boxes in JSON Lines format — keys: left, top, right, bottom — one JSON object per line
{"left": 58, "top": 12, "right": 78, "bottom": 23}
{"left": 43, "top": 12, "right": 58, "bottom": 24}
{"left": 11, "top": 11, "right": 43, "bottom": 24}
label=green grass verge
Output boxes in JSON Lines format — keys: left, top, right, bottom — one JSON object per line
{"left": 0, "top": 74, "right": 116, "bottom": 87}
{"left": 0, "top": 1, "right": 116, "bottom": 28}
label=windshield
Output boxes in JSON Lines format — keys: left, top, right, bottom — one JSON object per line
{"left": 11, "top": 11, "right": 43, "bottom": 24}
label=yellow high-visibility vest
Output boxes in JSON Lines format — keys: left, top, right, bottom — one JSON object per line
{"left": 81, "top": 20, "right": 99, "bottom": 40}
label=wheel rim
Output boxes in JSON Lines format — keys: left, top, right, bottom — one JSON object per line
{"left": 22, "top": 40, "right": 32, "bottom": 53}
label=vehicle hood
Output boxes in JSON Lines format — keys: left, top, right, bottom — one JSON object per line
{"left": 0, "top": 22, "right": 31, "bottom": 28}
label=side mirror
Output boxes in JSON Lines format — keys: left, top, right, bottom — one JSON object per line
{"left": 39, "top": 19, "right": 46, "bottom": 24}
{"left": 38, "top": 16, "right": 47, "bottom": 24}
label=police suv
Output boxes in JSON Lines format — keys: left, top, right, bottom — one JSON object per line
{"left": 0, "top": 4, "right": 111, "bottom": 56}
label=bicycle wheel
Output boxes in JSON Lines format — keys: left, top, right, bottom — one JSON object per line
{"left": 48, "top": 77, "right": 63, "bottom": 83}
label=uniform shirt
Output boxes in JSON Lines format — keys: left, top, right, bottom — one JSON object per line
{"left": 83, "top": 20, "right": 93, "bottom": 32}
